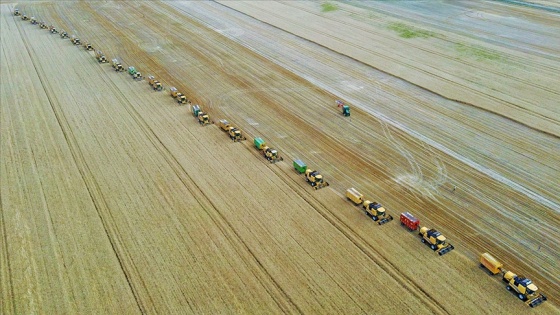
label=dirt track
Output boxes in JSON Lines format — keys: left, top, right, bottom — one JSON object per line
{"left": 1, "top": 1, "right": 559, "bottom": 314}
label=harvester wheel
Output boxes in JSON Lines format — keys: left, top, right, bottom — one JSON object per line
{"left": 518, "top": 294, "right": 527, "bottom": 301}
{"left": 430, "top": 244, "right": 436, "bottom": 250}
{"left": 372, "top": 217, "right": 378, "bottom": 222}
{"left": 421, "top": 238, "right": 426, "bottom": 243}
{"left": 506, "top": 285, "right": 512, "bottom": 291}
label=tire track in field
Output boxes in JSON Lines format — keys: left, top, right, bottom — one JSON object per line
{"left": 96, "top": 58, "right": 300, "bottom": 313}
{"left": 13, "top": 12, "right": 146, "bottom": 315}
{"left": 26, "top": 5, "right": 299, "bottom": 310}
{"left": 0, "top": 12, "right": 18, "bottom": 314}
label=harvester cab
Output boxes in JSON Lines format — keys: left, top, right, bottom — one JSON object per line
{"left": 419, "top": 227, "right": 454, "bottom": 255}
{"left": 305, "top": 169, "right": 330, "bottom": 190}
{"left": 363, "top": 201, "right": 393, "bottom": 224}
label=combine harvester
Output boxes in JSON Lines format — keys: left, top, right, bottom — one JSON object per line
{"left": 253, "top": 137, "right": 283, "bottom": 163}
{"left": 95, "top": 50, "right": 108, "bottom": 63}
{"left": 49, "top": 25, "right": 58, "bottom": 34}
{"left": 148, "top": 76, "right": 163, "bottom": 91}
{"left": 83, "top": 42, "right": 93, "bottom": 51}
{"left": 111, "top": 59, "right": 124, "bottom": 72}
{"left": 71, "top": 35, "right": 81, "bottom": 46}
{"left": 336, "top": 100, "right": 350, "bottom": 117}
{"left": 346, "top": 188, "right": 393, "bottom": 224}
{"left": 39, "top": 21, "right": 48, "bottom": 29}
{"left": 30, "top": 17, "right": 37, "bottom": 25}
{"left": 305, "top": 169, "right": 330, "bottom": 190}
{"left": 218, "top": 120, "right": 245, "bottom": 141}
{"left": 60, "top": 30, "right": 68, "bottom": 38}
{"left": 14, "top": 9, "right": 20, "bottom": 16}
{"left": 21, "top": 14, "right": 29, "bottom": 21}
{"left": 293, "top": 160, "right": 330, "bottom": 190}
{"left": 479, "top": 253, "right": 547, "bottom": 307}
{"left": 169, "top": 87, "right": 188, "bottom": 104}
{"left": 192, "top": 105, "right": 214, "bottom": 126}
{"left": 418, "top": 226, "right": 454, "bottom": 256}
{"left": 128, "top": 67, "right": 143, "bottom": 80}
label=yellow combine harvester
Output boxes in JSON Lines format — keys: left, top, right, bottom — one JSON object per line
{"left": 95, "top": 50, "right": 107, "bottom": 63}
{"left": 479, "top": 253, "right": 547, "bottom": 308}
{"left": 305, "top": 169, "right": 329, "bottom": 190}
{"left": 418, "top": 227, "right": 454, "bottom": 256}
{"left": 71, "top": 35, "right": 81, "bottom": 45}
{"left": 345, "top": 188, "right": 393, "bottom": 224}
{"left": 170, "top": 87, "right": 188, "bottom": 104}
{"left": 111, "top": 59, "right": 124, "bottom": 72}
{"left": 148, "top": 76, "right": 163, "bottom": 91}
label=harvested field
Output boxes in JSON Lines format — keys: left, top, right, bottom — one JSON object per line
{"left": 1, "top": 1, "right": 559, "bottom": 314}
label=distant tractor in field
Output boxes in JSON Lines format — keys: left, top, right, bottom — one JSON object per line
{"left": 336, "top": 100, "right": 350, "bottom": 116}
{"left": 14, "top": 9, "right": 21, "bottom": 16}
